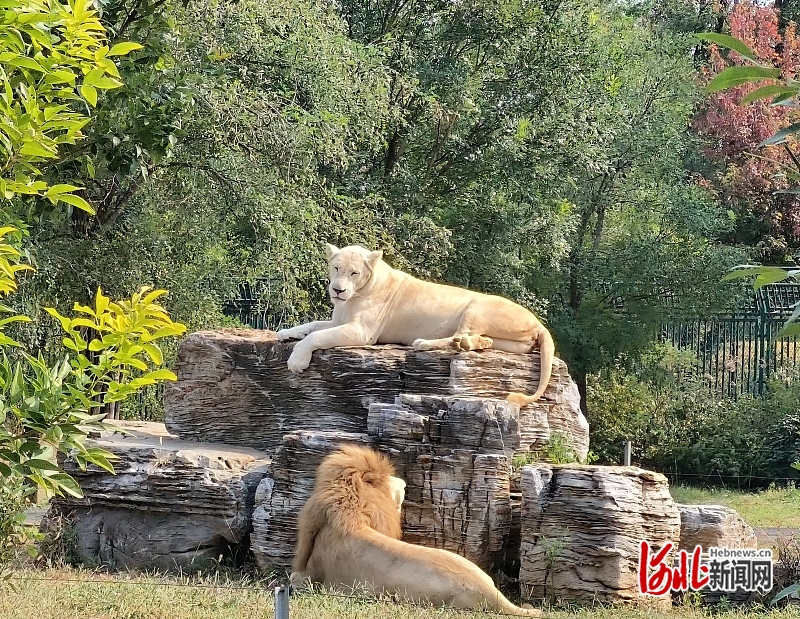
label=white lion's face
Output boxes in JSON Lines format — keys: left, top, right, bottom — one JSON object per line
{"left": 388, "top": 475, "right": 406, "bottom": 514}
{"left": 325, "top": 244, "right": 383, "bottom": 304}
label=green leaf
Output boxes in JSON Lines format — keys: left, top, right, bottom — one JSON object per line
{"left": 93, "top": 77, "right": 123, "bottom": 90}
{"left": 80, "top": 84, "right": 97, "bottom": 107}
{"left": 141, "top": 343, "right": 163, "bottom": 365}
{"left": 82, "top": 448, "right": 117, "bottom": 474}
{"left": 771, "top": 582, "right": 800, "bottom": 605}
{"left": 705, "top": 66, "right": 782, "bottom": 93}
{"left": 754, "top": 267, "right": 794, "bottom": 288}
{"left": 22, "top": 458, "right": 60, "bottom": 472}
{"left": 108, "top": 42, "right": 144, "bottom": 56}
{"left": 122, "top": 357, "right": 148, "bottom": 371}
{"left": 44, "top": 307, "right": 72, "bottom": 333}
{"left": 57, "top": 193, "right": 96, "bottom": 215}
{"left": 721, "top": 265, "right": 768, "bottom": 281}
{"left": 44, "top": 184, "right": 82, "bottom": 197}
{"left": 82, "top": 68, "right": 104, "bottom": 87}
{"left": 42, "top": 70, "right": 76, "bottom": 85}
{"left": 144, "top": 368, "right": 177, "bottom": 382}
{"left": 741, "top": 85, "right": 799, "bottom": 105}
{"left": 8, "top": 56, "right": 46, "bottom": 73}
{"left": 695, "top": 33, "right": 758, "bottom": 61}
{"left": 48, "top": 473, "right": 83, "bottom": 498}
{"left": 62, "top": 337, "right": 79, "bottom": 351}
{"left": 0, "top": 314, "right": 31, "bottom": 327}
{"left": 69, "top": 317, "right": 96, "bottom": 331}
{"left": 18, "top": 141, "right": 56, "bottom": 159}
{"left": 43, "top": 425, "right": 63, "bottom": 446}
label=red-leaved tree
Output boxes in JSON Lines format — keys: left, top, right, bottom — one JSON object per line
{"left": 693, "top": 2, "right": 800, "bottom": 262}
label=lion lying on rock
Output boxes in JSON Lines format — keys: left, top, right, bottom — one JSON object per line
{"left": 290, "top": 444, "right": 540, "bottom": 616}
{"left": 278, "top": 244, "right": 555, "bottom": 406}
{"left": 277, "top": 243, "right": 555, "bottom": 404}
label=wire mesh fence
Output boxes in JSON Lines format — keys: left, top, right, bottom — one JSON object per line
{"left": 660, "top": 282, "right": 800, "bottom": 399}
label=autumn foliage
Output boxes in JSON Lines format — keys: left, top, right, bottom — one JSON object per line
{"left": 693, "top": 2, "right": 800, "bottom": 261}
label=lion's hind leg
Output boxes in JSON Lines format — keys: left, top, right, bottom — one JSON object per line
{"left": 412, "top": 334, "right": 493, "bottom": 352}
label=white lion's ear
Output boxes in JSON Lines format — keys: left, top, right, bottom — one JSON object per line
{"left": 367, "top": 250, "right": 383, "bottom": 266}
{"left": 325, "top": 243, "right": 340, "bottom": 260}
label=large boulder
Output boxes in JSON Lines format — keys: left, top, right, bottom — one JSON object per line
{"left": 46, "top": 421, "right": 270, "bottom": 571}
{"left": 163, "top": 329, "right": 588, "bottom": 459}
{"left": 369, "top": 395, "right": 518, "bottom": 573}
{"left": 518, "top": 464, "right": 681, "bottom": 605}
{"left": 676, "top": 504, "right": 757, "bottom": 552}
{"left": 674, "top": 503, "right": 759, "bottom": 604}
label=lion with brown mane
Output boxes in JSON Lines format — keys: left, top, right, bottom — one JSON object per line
{"left": 277, "top": 243, "right": 555, "bottom": 404}
{"left": 290, "top": 444, "right": 541, "bottom": 616}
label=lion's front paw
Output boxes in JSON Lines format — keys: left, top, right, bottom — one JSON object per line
{"left": 411, "top": 338, "right": 428, "bottom": 350}
{"left": 277, "top": 328, "right": 303, "bottom": 341}
{"left": 287, "top": 347, "right": 312, "bottom": 373}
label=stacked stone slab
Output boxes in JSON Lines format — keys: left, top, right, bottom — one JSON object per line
{"left": 163, "top": 329, "right": 589, "bottom": 459}
{"left": 47, "top": 421, "right": 270, "bottom": 571}
{"left": 368, "top": 395, "right": 519, "bottom": 572}
{"left": 517, "top": 464, "right": 682, "bottom": 605}
{"left": 250, "top": 430, "right": 374, "bottom": 569}
{"left": 250, "top": 395, "right": 522, "bottom": 573}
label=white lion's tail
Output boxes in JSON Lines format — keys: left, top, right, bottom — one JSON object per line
{"left": 529, "top": 328, "right": 555, "bottom": 401}
{"left": 505, "top": 328, "right": 555, "bottom": 407}
{"left": 489, "top": 590, "right": 542, "bottom": 616}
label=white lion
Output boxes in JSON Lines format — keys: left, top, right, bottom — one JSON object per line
{"left": 290, "top": 445, "right": 541, "bottom": 616}
{"left": 277, "top": 244, "right": 555, "bottom": 403}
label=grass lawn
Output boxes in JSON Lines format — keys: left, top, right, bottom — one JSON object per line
{"left": 669, "top": 485, "right": 800, "bottom": 529}
{"left": 2, "top": 567, "right": 800, "bottom": 619}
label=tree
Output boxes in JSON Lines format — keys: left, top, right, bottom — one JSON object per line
{"left": 693, "top": 3, "right": 800, "bottom": 263}
{"left": 0, "top": 0, "right": 186, "bottom": 566}
{"left": 538, "top": 7, "right": 748, "bottom": 410}
{"left": 0, "top": 0, "right": 141, "bottom": 218}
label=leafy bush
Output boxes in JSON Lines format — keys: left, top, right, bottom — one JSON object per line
{"left": 588, "top": 344, "right": 800, "bottom": 487}
{"left": 0, "top": 0, "right": 140, "bottom": 214}
{"left": 0, "top": 0, "right": 189, "bottom": 569}
{"left": 513, "top": 432, "right": 598, "bottom": 468}
{"left": 0, "top": 228, "right": 186, "bottom": 567}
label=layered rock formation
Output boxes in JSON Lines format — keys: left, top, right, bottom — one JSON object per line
{"left": 47, "top": 421, "right": 270, "bottom": 571}
{"left": 251, "top": 430, "right": 373, "bottom": 569}
{"left": 46, "top": 328, "right": 762, "bottom": 609}
{"left": 163, "top": 329, "right": 588, "bottom": 459}
{"left": 252, "top": 395, "right": 523, "bottom": 573}
{"left": 676, "top": 504, "right": 757, "bottom": 552}
{"left": 518, "top": 464, "right": 681, "bottom": 605}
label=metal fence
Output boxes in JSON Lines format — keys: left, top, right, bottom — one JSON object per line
{"left": 222, "top": 279, "right": 286, "bottom": 331}
{"left": 661, "top": 282, "right": 800, "bottom": 398}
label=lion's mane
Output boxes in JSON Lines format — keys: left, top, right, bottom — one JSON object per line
{"left": 293, "top": 444, "right": 402, "bottom": 574}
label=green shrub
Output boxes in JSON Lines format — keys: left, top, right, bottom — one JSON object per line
{"left": 0, "top": 228, "right": 187, "bottom": 569}
{"left": 588, "top": 344, "right": 800, "bottom": 487}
